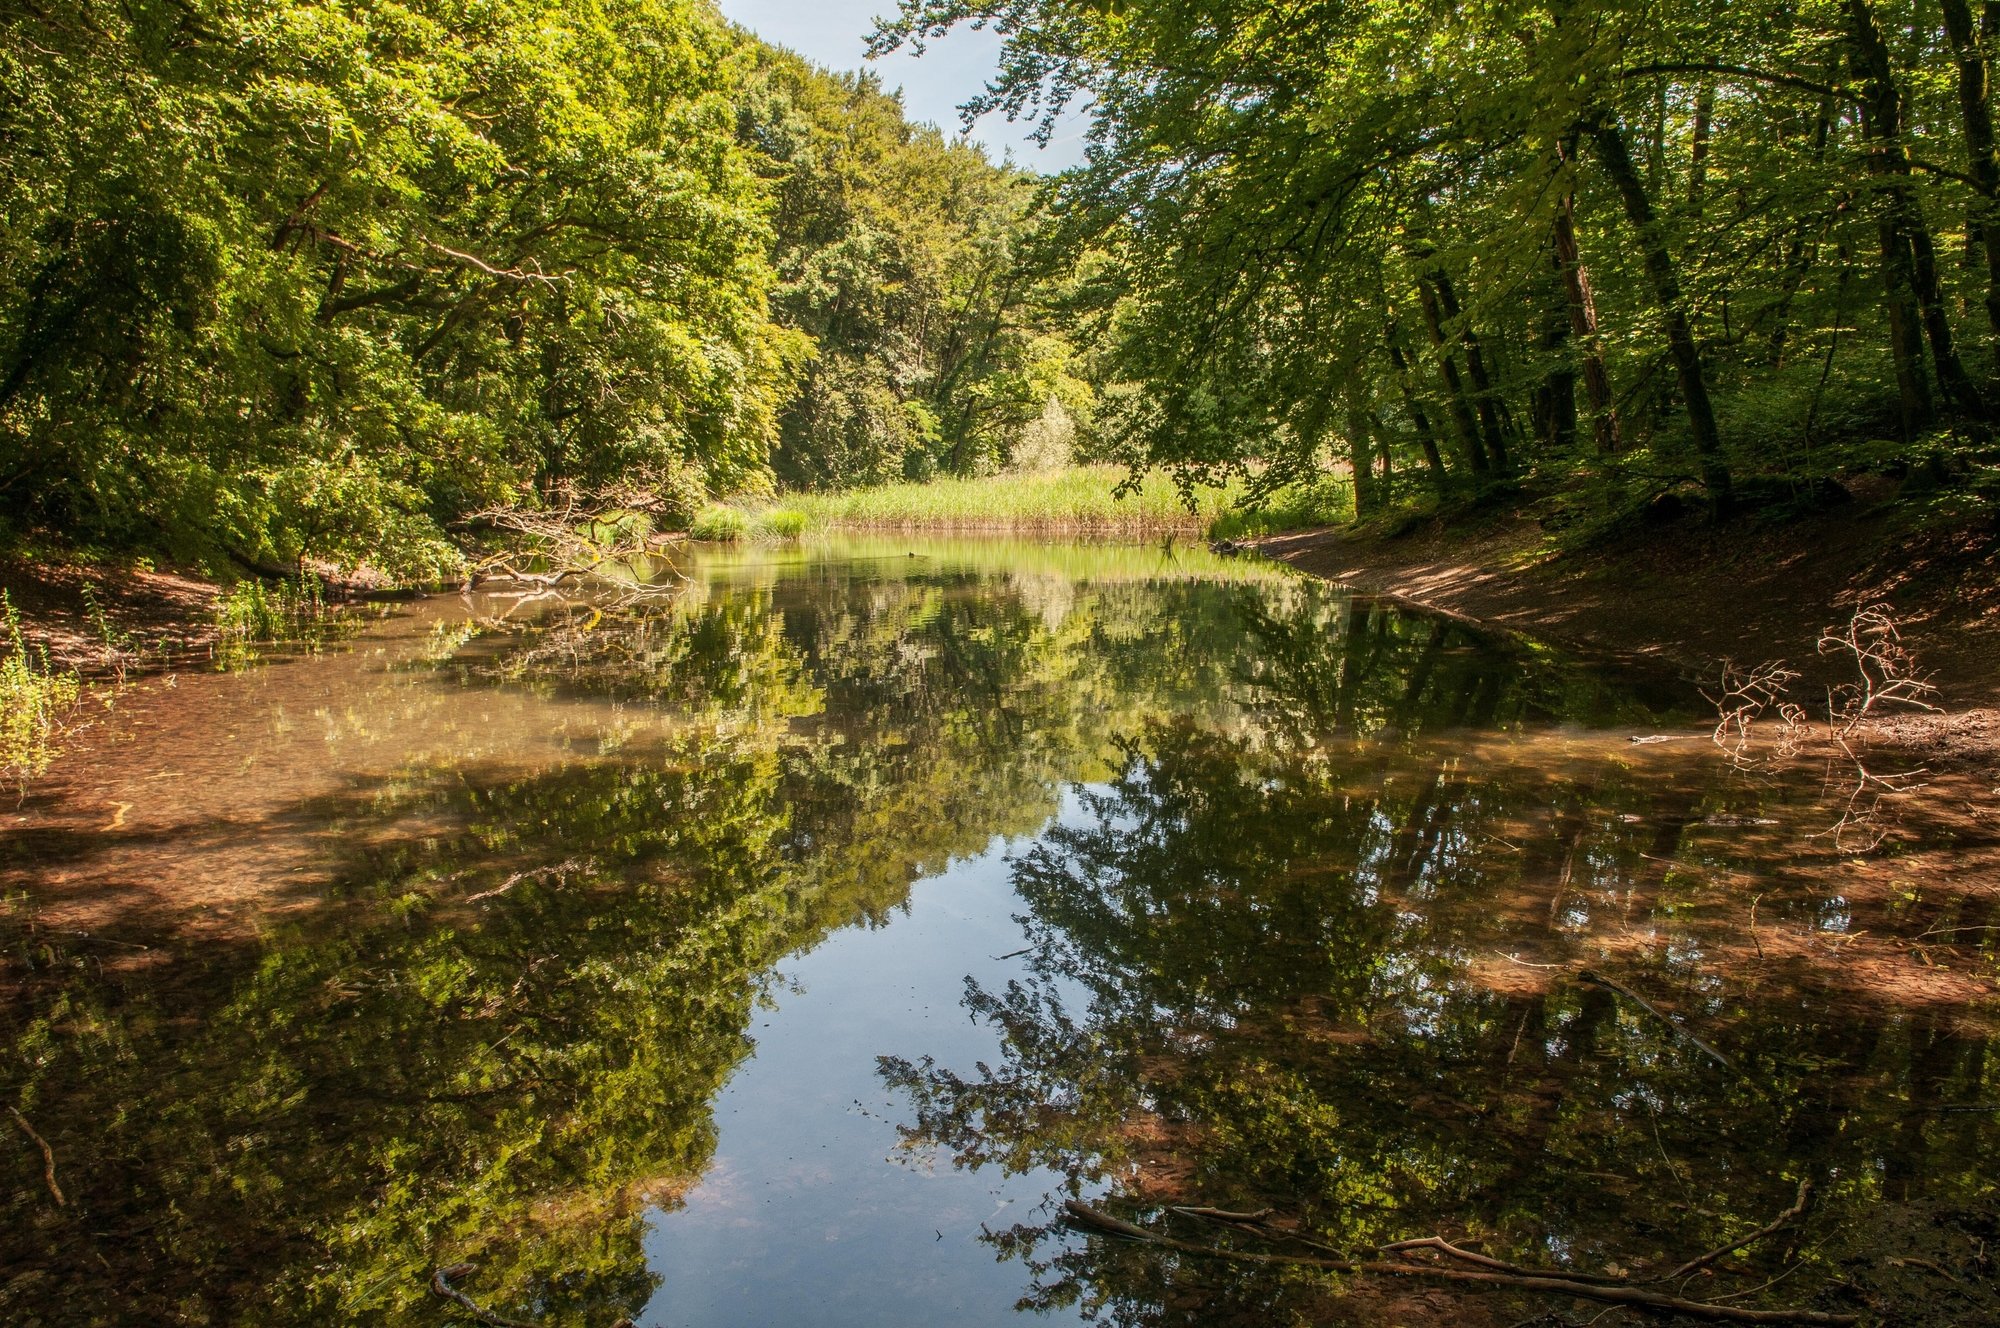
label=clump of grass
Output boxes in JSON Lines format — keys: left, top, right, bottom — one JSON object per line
{"left": 213, "top": 574, "right": 346, "bottom": 670}
{"left": 754, "top": 507, "right": 809, "bottom": 539}
{"left": 786, "top": 466, "right": 1236, "bottom": 532}
{"left": 2, "top": 590, "right": 83, "bottom": 790}
{"left": 687, "top": 506, "right": 751, "bottom": 542}
{"left": 1207, "top": 480, "right": 1354, "bottom": 541}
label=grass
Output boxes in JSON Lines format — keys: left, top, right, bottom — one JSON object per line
{"left": 213, "top": 574, "right": 348, "bottom": 670}
{"left": 784, "top": 466, "right": 1237, "bottom": 533}
{"left": 2, "top": 590, "right": 83, "bottom": 791}
{"left": 687, "top": 504, "right": 811, "bottom": 542}
{"left": 1207, "top": 479, "right": 1355, "bottom": 541}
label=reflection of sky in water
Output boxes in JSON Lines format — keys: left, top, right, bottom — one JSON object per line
{"left": 643, "top": 796, "right": 1098, "bottom": 1327}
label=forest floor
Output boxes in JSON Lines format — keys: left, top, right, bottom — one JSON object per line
{"left": 2, "top": 556, "right": 230, "bottom": 676}
{"left": 1256, "top": 480, "right": 2000, "bottom": 766}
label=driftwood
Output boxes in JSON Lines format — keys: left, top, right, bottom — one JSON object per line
{"left": 1062, "top": 1199, "right": 1859, "bottom": 1325}
{"left": 8, "top": 1107, "right": 63, "bottom": 1206}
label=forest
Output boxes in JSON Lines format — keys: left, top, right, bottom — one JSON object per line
{"left": 11, "top": 0, "right": 2000, "bottom": 574}
{"left": 0, "top": 0, "right": 1090, "bottom": 577}
{"left": 873, "top": 0, "right": 2000, "bottom": 522}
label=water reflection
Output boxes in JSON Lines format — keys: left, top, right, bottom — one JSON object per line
{"left": 1, "top": 539, "right": 1993, "bottom": 1327}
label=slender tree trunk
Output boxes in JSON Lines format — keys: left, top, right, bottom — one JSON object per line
{"left": 1765, "top": 84, "right": 1838, "bottom": 368}
{"left": 1587, "top": 116, "right": 1735, "bottom": 512}
{"left": 1346, "top": 395, "right": 1378, "bottom": 517}
{"left": 1432, "top": 269, "right": 1512, "bottom": 472}
{"left": 1385, "top": 323, "right": 1451, "bottom": 495}
{"left": 1416, "top": 277, "right": 1491, "bottom": 475}
{"left": 1553, "top": 143, "right": 1622, "bottom": 451}
{"left": 1688, "top": 83, "right": 1715, "bottom": 208}
{"left": 1532, "top": 237, "right": 1579, "bottom": 453}
{"left": 1848, "top": 0, "right": 1981, "bottom": 425}
{"left": 1940, "top": 0, "right": 2000, "bottom": 373}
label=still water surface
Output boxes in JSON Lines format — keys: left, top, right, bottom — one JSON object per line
{"left": 3, "top": 538, "right": 1995, "bottom": 1326}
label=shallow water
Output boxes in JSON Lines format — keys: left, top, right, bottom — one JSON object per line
{"left": 3, "top": 538, "right": 1995, "bottom": 1327}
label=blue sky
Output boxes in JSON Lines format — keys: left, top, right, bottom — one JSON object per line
{"left": 714, "top": 0, "right": 1089, "bottom": 171}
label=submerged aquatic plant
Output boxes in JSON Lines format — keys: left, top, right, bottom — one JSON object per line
{"left": 1, "top": 591, "right": 83, "bottom": 790}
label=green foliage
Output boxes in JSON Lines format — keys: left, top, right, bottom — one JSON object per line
{"left": 1208, "top": 480, "right": 1355, "bottom": 541}
{"left": 212, "top": 575, "right": 347, "bottom": 670}
{"left": 755, "top": 507, "right": 809, "bottom": 538}
{"left": 877, "top": 0, "right": 2000, "bottom": 525}
{"left": 737, "top": 49, "right": 1096, "bottom": 488}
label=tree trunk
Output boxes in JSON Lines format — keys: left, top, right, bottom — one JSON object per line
{"left": 1587, "top": 117, "right": 1735, "bottom": 512}
{"left": 1553, "top": 142, "right": 1622, "bottom": 451}
{"left": 1346, "top": 396, "right": 1378, "bottom": 517}
{"left": 1432, "top": 268, "right": 1512, "bottom": 472}
{"left": 1688, "top": 83, "right": 1715, "bottom": 208}
{"left": 1415, "top": 277, "right": 1492, "bottom": 475}
{"left": 1532, "top": 237, "right": 1579, "bottom": 453}
{"left": 1940, "top": 0, "right": 2000, "bottom": 373}
{"left": 1847, "top": 0, "right": 1979, "bottom": 427}
{"left": 1385, "top": 323, "right": 1451, "bottom": 495}
{"left": 1765, "top": 83, "right": 1838, "bottom": 368}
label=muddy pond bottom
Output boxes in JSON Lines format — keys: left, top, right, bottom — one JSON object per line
{"left": 2, "top": 537, "right": 1996, "bottom": 1328}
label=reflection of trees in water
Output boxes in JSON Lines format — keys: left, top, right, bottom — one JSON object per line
{"left": 880, "top": 722, "right": 1999, "bottom": 1325}
{"left": 0, "top": 564, "right": 1354, "bottom": 1324}
{"left": 15, "top": 556, "right": 1979, "bottom": 1326}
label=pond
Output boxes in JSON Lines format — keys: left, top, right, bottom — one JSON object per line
{"left": 3, "top": 538, "right": 1995, "bottom": 1327}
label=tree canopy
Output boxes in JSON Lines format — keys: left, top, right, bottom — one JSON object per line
{"left": 0, "top": 0, "right": 1089, "bottom": 573}
{"left": 877, "top": 0, "right": 2000, "bottom": 521}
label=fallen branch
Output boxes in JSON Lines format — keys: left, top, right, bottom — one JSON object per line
{"left": 1380, "top": 1235, "right": 1628, "bottom": 1286}
{"left": 1651, "top": 1180, "right": 1813, "bottom": 1284}
{"left": 8, "top": 1107, "right": 63, "bottom": 1206}
{"left": 1062, "top": 1201, "right": 1858, "bottom": 1325}
{"left": 1170, "top": 1204, "right": 1276, "bottom": 1224}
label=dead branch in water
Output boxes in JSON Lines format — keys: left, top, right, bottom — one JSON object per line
{"left": 1062, "top": 1199, "right": 1859, "bottom": 1324}
{"left": 462, "top": 483, "right": 689, "bottom": 593}
{"left": 1703, "top": 604, "right": 1941, "bottom": 850}
{"left": 8, "top": 1106, "right": 63, "bottom": 1206}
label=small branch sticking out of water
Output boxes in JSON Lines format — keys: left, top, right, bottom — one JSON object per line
{"left": 1650, "top": 1179, "right": 1813, "bottom": 1284}
{"left": 8, "top": 1107, "right": 64, "bottom": 1206}
{"left": 1578, "top": 969, "right": 1741, "bottom": 1076}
